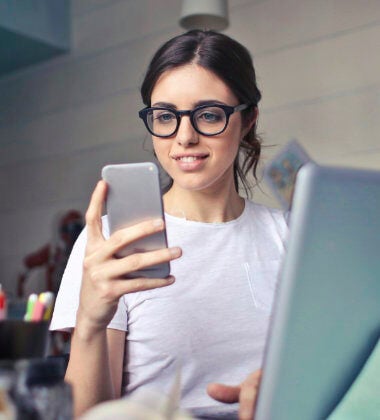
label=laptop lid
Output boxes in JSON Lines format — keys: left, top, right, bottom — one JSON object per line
{"left": 255, "top": 163, "right": 380, "bottom": 420}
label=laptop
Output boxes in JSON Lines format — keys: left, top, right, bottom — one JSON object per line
{"left": 254, "top": 163, "right": 380, "bottom": 420}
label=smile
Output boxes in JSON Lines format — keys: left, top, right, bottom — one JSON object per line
{"left": 172, "top": 154, "right": 208, "bottom": 162}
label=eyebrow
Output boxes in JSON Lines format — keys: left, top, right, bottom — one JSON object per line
{"left": 151, "top": 99, "right": 227, "bottom": 109}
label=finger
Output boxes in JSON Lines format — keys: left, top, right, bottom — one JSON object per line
{"left": 207, "top": 383, "right": 240, "bottom": 404}
{"left": 86, "top": 180, "right": 107, "bottom": 247}
{"left": 100, "top": 218, "right": 166, "bottom": 259}
{"left": 239, "top": 371, "right": 262, "bottom": 420}
{"left": 112, "top": 276, "right": 176, "bottom": 297}
{"left": 99, "top": 246, "right": 182, "bottom": 280}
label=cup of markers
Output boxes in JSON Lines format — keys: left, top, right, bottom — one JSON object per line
{"left": 24, "top": 292, "right": 55, "bottom": 323}
{"left": 0, "top": 292, "right": 55, "bottom": 360}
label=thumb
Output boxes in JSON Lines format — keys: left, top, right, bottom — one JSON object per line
{"left": 207, "top": 383, "right": 241, "bottom": 404}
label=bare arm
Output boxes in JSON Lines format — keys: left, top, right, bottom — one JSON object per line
{"left": 65, "top": 328, "right": 125, "bottom": 416}
{"left": 65, "top": 181, "right": 181, "bottom": 417}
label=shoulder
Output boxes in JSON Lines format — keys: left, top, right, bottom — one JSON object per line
{"left": 245, "top": 200, "right": 286, "bottom": 222}
{"left": 50, "top": 215, "right": 112, "bottom": 331}
{"left": 244, "top": 200, "right": 288, "bottom": 239}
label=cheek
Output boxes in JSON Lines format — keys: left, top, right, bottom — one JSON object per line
{"left": 152, "top": 138, "right": 165, "bottom": 154}
{"left": 211, "top": 139, "right": 240, "bottom": 171}
{"left": 152, "top": 139, "right": 172, "bottom": 166}
{"left": 221, "top": 124, "right": 243, "bottom": 155}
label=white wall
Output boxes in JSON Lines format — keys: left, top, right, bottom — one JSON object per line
{"left": 1, "top": 0, "right": 379, "bottom": 296}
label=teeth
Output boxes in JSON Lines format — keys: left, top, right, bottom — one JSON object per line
{"left": 179, "top": 156, "right": 198, "bottom": 162}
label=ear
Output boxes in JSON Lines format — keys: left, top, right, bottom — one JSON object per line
{"left": 242, "top": 106, "right": 259, "bottom": 138}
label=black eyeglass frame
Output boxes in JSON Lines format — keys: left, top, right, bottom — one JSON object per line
{"left": 138, "top": 103, "right": 250, "bottom": 138}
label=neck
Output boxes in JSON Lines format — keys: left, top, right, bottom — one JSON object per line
{"left": 163, "top": 183, "right": 245, "bottom": 223}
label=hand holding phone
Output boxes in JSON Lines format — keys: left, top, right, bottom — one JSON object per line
{"left": 76, "top": 179, "right": 178, "bottom": 339}
{"left": 102, "top": 162, "right": 170, "bottom": 279}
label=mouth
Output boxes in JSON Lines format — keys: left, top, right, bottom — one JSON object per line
{"left": 171, "top": 154, "right": 209, "bottom": 162}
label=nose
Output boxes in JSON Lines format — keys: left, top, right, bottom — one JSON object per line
{"left": 175, "top": 115, "right": 199, "bottom": 147}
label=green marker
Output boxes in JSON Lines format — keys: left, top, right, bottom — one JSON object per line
{"left": 24, "top": 293, "right": 38, "bottom": 321}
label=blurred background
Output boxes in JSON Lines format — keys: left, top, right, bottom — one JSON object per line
{"left": 1, "top": 0, "right": 379, "bottom": 298}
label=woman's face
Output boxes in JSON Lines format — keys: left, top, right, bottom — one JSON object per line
{"left": 150, "top": 64, "right": 250, "bottom": 193}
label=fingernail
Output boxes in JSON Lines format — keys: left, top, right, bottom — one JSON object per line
{"left": 153, "top": 219, "right": 164, "bottom": 228}
{"left": 169, "top": 247, "right": 181, "bottom": 257}
{"left": 166, "top": 276, "right": 175, "bottom": 283}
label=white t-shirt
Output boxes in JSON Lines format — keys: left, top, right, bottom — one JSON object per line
{"left": 51, "top": 200, "right": 287, "bottom": 419}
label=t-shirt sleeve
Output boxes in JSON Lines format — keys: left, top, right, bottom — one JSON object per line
{"left": 273, "top": 208, "right": 289, "bottom": 245}
{"left": 50, "top": 216, "right": 128, "bottom": 332}
{"left": 260, "top": 205, "right": 289, "bottom": 252}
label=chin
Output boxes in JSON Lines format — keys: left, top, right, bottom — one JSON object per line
{"left": 175, "top": 176, "right": 230, "bottom": 193}
{"left": 166, "top": 166, "right": 235, "bottom": 193}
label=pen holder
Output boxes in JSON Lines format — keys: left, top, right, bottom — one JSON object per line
{"left": 0, "top": 320, "right": 50, "bottom": 360}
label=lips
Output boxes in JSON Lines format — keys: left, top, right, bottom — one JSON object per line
{"left": 170, "top": 153, "right": 209, "bottom": 171}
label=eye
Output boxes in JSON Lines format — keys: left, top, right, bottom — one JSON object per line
{"left": 154, "top": 111, "right": 176, "bottom": 124}
{"left": 196, "top": 107, "right": 224, "bottom": 123}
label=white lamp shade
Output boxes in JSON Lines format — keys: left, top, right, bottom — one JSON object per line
{"left": 180, "top": 0, "right": 229, "bottom": 31}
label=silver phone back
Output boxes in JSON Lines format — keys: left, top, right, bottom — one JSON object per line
{"left": 102, "top": 162, "right": 170, "bottom": 278}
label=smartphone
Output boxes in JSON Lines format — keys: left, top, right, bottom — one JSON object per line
{"left": 101, "top": 162, "right": 170, "bottom": 279}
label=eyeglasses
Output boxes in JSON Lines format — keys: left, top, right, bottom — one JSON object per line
{"left": 138, "top": 103, "right": 249, "bottom": 138}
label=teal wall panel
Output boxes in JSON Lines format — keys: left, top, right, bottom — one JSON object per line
{"left": 0, "top": 0, "right": 70, "bottom": 76}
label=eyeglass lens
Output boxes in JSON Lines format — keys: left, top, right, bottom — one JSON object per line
{"left": 147, "top": 106, "right": 228, "bottom": 136}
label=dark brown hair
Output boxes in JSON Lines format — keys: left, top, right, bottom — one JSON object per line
{"left": 140, "top": 30, "right": 262, "bottom": 195}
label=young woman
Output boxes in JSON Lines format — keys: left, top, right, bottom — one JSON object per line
{"left": 51, "top": 30, "right": 287, "bottom": 419}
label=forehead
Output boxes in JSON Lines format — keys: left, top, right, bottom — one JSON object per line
{"left": 151, "top": 64, "right": 237, "bottom": 106}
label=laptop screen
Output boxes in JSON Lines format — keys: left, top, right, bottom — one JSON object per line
{"left": 255, "top": 163, "right": 380, "bottom": 420}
